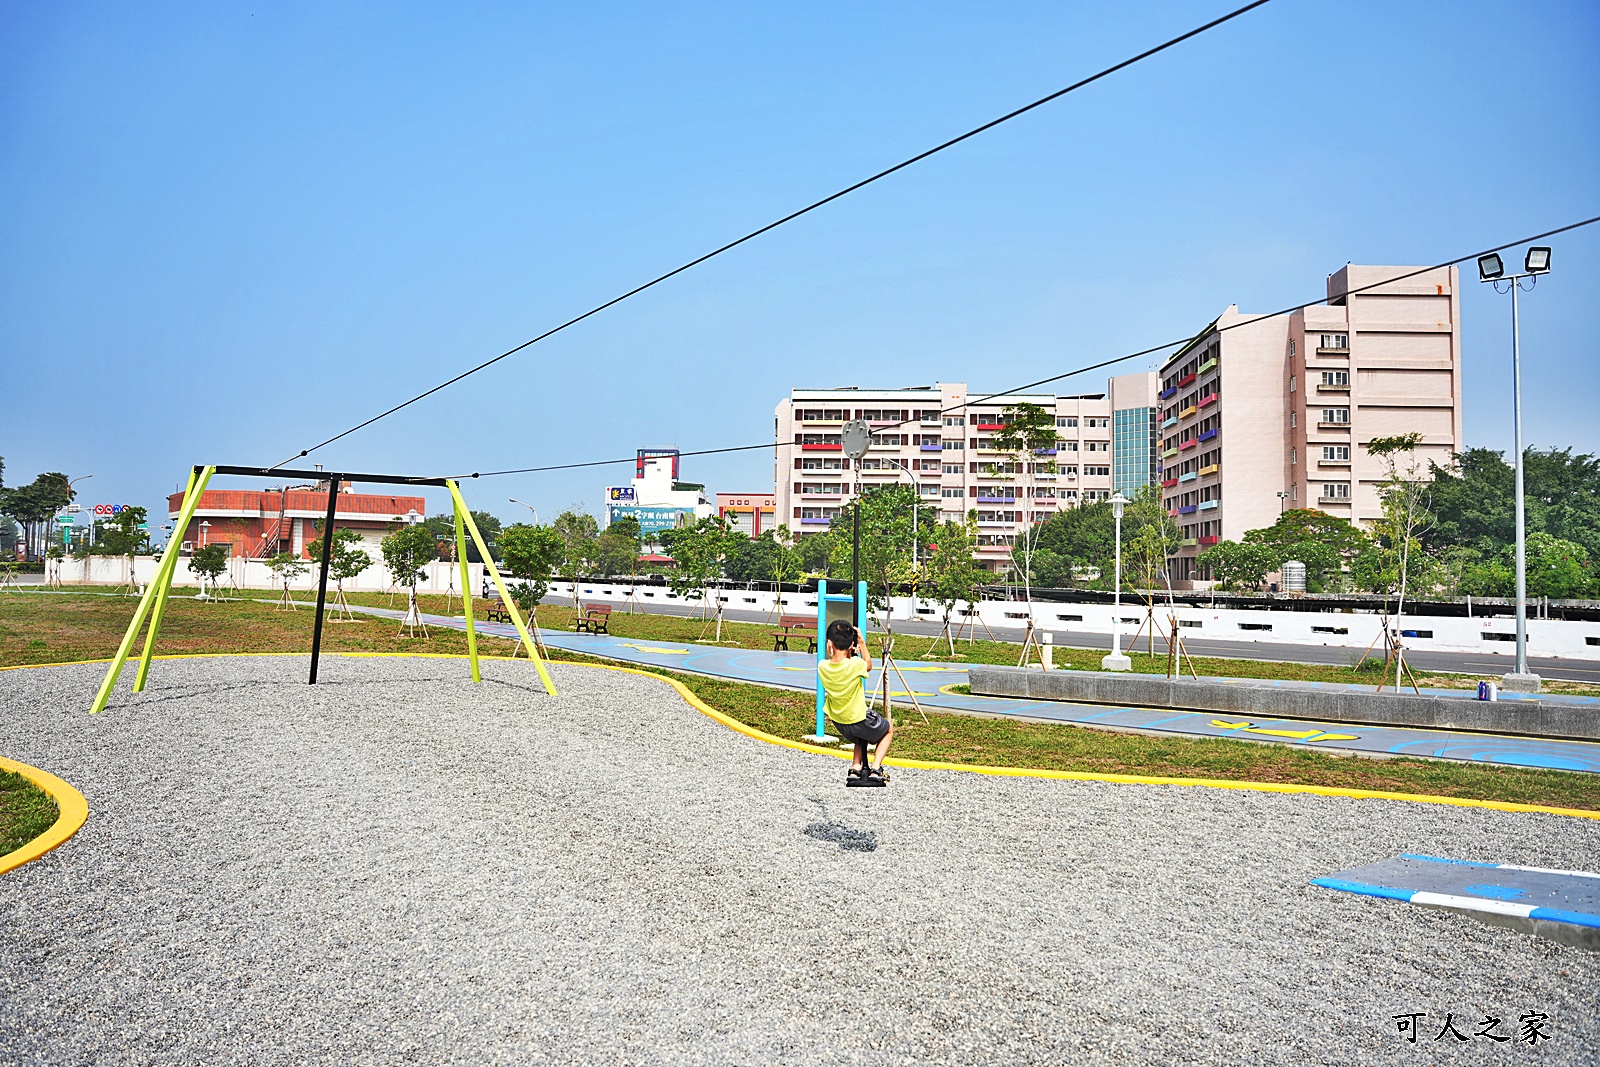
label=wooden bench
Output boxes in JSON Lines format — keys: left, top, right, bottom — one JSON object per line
{"left": 771, "top": 615, "right": 817, "bottom": 654}
{"left": 575, "top": 604, "right": 612, "bottom": 634}
{"left": 480, "top": 591, "right": 518, "bottom": 626}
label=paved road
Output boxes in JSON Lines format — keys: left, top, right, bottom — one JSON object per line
{"left": 542, "top": 594, "right": 1600, "bottom": 684}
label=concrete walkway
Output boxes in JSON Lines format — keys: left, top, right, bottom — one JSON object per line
{"left": 355, "top": 604, "right": 1600, "bottom": 774}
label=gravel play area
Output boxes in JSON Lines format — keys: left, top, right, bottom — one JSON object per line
{"left": 1, "top": 655, "right": 1596, "bottom": 1065}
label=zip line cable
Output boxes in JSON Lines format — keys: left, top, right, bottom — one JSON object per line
{"left": 272, "top": 0, "right": 1275, "bottom": 470}
{"left": 457, "top": 214, "right": 1599, "bottom": 480}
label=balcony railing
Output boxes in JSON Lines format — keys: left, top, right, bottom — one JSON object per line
{"left": 1161, "top": 477, "right": 1178, "bottom": 488}
{"left": 1198, "top": 394, "right": 1217, "bottom": 408}
{"left": 799, "top": 517, "right": 832, "bottom": 525}
{"left": 1198, "top": 463, "right": 1219, "bottom": 476}
{"left": 1198, "top": 499, "right": 1218, "bottom": 511}
{"left": 1162, "top": 447, "right": 1179, "bottom": 459}
{"left": 1179, "top": 439, "right": 1198, "bottom": 451}
{"left": 1316, "top": 383, "right": 1349, "bottom": 393}
{"left": 800, "top": 442, "right": 842, "bottom": 451}
{"left": 1162, "top": 416, "right": 1178, "bottom": 429}
{"left": 1198, "top": 357, "right": 1218, "bottom": 374}
{"left": 1159, "top": 386, "right": 1177, "bottom": 400}
{"left": 1179, "top": 537, "right": 1198, "bottom": 547}
{"left": 1197, "top": 535, "right": 1220, "bottom": 546}
{"left": 1178, "top": 373, "right": 1196, "bottom": 387}
{"left": 976, "top": 495, "right": 1017, "bottom": 504}
{"left": 1179, "top": 472, "right": 1196, "bottom": 483}
{"left": 1178, "top": 505, "right": 1198, "bottom": 514}
{"left": 1179, "top": 405, "right": 1198, "bottom": 420}
{"left": 919, "top": 443, "right": 943, "bottom": 451}
{"left": 1198, "top": 428, "right": 1218, "bottom": 442}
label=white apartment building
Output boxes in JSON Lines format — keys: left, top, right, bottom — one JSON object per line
{"left": 1160, "top": 263, "right": 1463, "bottom": 584}
{"left": 774, "top": 375, "right": 1158, "bottom": 571}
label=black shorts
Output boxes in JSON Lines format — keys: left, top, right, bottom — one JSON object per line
{"left": 833, "top": 709, "right": 890, "bottom": 745}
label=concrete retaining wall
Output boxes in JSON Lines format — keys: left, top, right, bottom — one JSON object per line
{"left": 967, "top": 664, "right": 1600, "bottom": 742}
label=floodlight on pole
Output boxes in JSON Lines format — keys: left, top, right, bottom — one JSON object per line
{"left": 1480, "top": 245, "right": 1553, "bottom": 692}
{"left": 1102, "top": 492, "right": 1132, "bottom": 671}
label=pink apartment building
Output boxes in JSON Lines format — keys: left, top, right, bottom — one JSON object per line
{"left": 774, "top": 375, "right": 1158, "bottom": 571}
{"left": 1161, "top": 263, "right": 1462, "bottom": 584}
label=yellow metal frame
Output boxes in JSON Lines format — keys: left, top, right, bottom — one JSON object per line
{"left": 448, "top": 479, "right": 557, "bottom": 696}
{"left": 88, "top": 467, "right": 557, "bottom": 712}
{"left": 91, "top": 465, "right": 216, "bottom": 714}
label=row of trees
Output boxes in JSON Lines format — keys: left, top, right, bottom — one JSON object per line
{"left": 0, "top": 460, "right": 76, "bottom": 559}
{"left": 1195, "top": 443, "right": 1600, "bottom": 600}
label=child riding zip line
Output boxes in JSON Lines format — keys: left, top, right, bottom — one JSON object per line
{"left": 818, "top": 620, "right": 894, "bottom": 786}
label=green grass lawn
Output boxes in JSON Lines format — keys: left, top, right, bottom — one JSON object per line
{"left": 0, "top": 767, "right": 59, "bottom": 859}
{"left": 5, "top": 589, "right": 1598, "bottom": 814}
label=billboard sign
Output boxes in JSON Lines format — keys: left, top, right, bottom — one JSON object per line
{"left": 607, "top": 505, "right": 692, "bottom": 535}
{"left": 606, "top": 486, "right": 637, "bottom": 504}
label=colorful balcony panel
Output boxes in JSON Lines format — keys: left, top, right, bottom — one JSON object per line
{"left": 1162, "top": 417, "right": 1178, "bottom": 429}
{"left": 919, "top": 444, "right": 943, "bottom": 451}
{"left": 1179, "top": 439, "right": 1198, "bottom": 451}
{"left": 1179, "top": 538, "right": 1198, "bottom": 547}
{"left": 1199, "top": 464, "right": 1219, "bottom": 475}
{"left": 973, "top": 422, "right": 1005, "bottom": 431}
{"left": 1198, "top": 358, "right": 1217, "bottom": 374}
{"left": 1178, "top": 373, "right": 1196, "bottom": 386}
{"left": 800, "top": 517, "right": 832, "bottom": 525}
{"left": 1197, "top": 535, "right": 1220, "bottom": 546}
{"left": 1178, "top": 505, "right": 1198, "bottom": 514}
{"left": 1198, "top": 394, "right": 1217, "bottom": 408}
{"left": 801, "top": 443, "right": 842, "bottom": 451}
{"left": 1162, "top": 448, "right": 1179, "bottom": 458}
{"left": 1159, "top": 386, "right": 1177, "bottom": 400}
{"left": 1198, "top": 429, "right": 1218, "bottom": 442}
{"left": 1197, "top": 499, "right": 1219, "bottom": 510}
{"left": 1179, "top": 472, "right": 1196, "bottom": 483}
{"left": 1179, "top": 405, "right": 1197, "bottom": 420}
{"left": 1161, "top": 477, "right": 1179, "bottom": 488}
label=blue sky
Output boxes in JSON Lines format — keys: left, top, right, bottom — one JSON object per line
{"left": 2, "top": 1, "right": 1596, "bottom": 528}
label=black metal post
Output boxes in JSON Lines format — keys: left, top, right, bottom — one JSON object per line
{"left": 852, "top": 499, "right": 861, "bottom": 608}
{"left": 308, "top": 476, "right": 342, "bottom": 684}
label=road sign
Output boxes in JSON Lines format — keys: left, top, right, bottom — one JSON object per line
{"left": 841, "top": 419, "right": 872, "bottom": 460}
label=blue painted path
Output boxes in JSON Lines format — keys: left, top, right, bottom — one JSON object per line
{"left": 352, "top": 605, "right": 1600, "bottom": 774}
{"left": 1314, "top": 854, "right": 1600, "bottom": 931}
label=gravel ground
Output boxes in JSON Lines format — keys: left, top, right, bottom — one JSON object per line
{"left": 1, "top": 655, "right": 1596, "bottom": 1066}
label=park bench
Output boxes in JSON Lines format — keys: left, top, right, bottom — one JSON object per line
{"left": 480, "top": 589, "right": 519, "bottom": 626}
{"left": 575, "top": 604, "right": 612, "bottom": 635}
{"left": 771, "top": 615, "right": 817, "bottom": 654}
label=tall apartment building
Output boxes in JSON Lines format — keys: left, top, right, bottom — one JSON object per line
{"left": 774, "top": 374, "right": 1158, "bottom": 571}
{"left": 1160, "top": 263, "right": 1462, "bottom": 583}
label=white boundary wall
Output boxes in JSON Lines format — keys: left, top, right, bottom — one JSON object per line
{"left": 48, "top": 556, "right": 484, "bottom": 596}
{"left": 550, "top": 581, "right": 1600, "bottom": 661}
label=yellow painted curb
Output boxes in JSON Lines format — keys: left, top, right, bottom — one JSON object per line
{"left": 6, "top": 652, "right": 1599, "bottom": 822}
{"left": 0, "top": 756, "right": 88, "bottom": 876}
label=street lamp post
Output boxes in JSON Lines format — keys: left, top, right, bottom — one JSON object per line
{"left": 198, "top": 521, "right": 212, "bottom": 599}
{"left": 510, "top": 498, "right": 539, "bottom": 525}
{"left": 1102, "top": 492, "right": 1132, "bottom": 671}
{"left": 1478, "top": 246, "right": 1551, "bottom": 693}
{"left": 886, "top": 458, "right": 921, "bottom": 619}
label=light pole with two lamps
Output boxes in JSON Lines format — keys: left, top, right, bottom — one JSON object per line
{"left": 1101, "top": 492, "right": 1132, "bottom": 671}
{"left": 1478, "top": 245, "right": 1552, "bottom": 693}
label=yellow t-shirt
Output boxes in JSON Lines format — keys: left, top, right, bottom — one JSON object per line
{"left": 818, "top": 657, "right": 869, "bottom": 725}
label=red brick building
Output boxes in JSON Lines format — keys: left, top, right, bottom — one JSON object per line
{"left": 169, "top": 481, "right": 427, "bottom": 559}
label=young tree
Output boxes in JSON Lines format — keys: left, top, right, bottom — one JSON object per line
{"left": 1366, "top": 432, "right": 1432, "bottom": 689}
{"left": 498, "top": 523, "right": 565, "bottom": 632}
{"left": 827, "top": 483, "right": 933, "bottom": 634}
{"left": 795, "top": 529, "right": 833, "bottom": 575}
{"left": 660, "top": 515, "right": 740, "bottom": 640}
{"left": 306, "top": 527, "right": 373, "bottom": 618}
{"left": 188, "top": 544, "right": 231, "bottom": 599}
{"left": 921, "top": 516, "right": 981, "bottom": 655}
{"left": 267, "top": 551, "right": 310, "bottom": 609}
{"left": 380, "top": 525, "right": 435, "bottom": 632}
{"left": 1195, "top": 540, "right": 1278, "bottom": 591}
{"left": 550, "top": 509, "right": 599, "bottom": 602}
{"left": 990, "top": 403, "right": 1060, "bottom": 612}
{"left": 423, "top": 510, "right": 502, "bottom": 562}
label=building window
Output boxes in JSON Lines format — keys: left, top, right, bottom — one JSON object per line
{"left": 1290, "top": 412, "right": 1297, "bottom": 428}
{"left": 1322, "top": 408, "right": 1350, "bottom": 424}
{"left": 1323, "top": 445, "right": 1350, "bottom": 462}
{"left": 1320, "top": 370, "right": 1349, "bottom": 387}
{"left": 1085, "top": 417, "right": 1109, "bottom": 428}
{"left": 1084, "top": 465, "right": 1110, "bottom": 477}
{"left": 1322, "top": 482, "right": 1350, "bottom": 500}
{"left": 1291, "top": 449, "right": 1297, "bottom": 466}
{"left": 1292, "top": 484, "right": 1298, "bottom": 500}
{"left": 944, "top": 415, "right": 964, "bottom": 426}
{"left": 1320, "top": 333, "right": 1349, "bottom": 350}
{"left": 1289, "top": 375, "right": 1297, "bottom": 392}
{"left": 1289, "top": 339, "right": 1296, "bottom": 357}
{"left": 1056, "top": 416, "right": 1078, "bottom": 428}
{"left": 942, "top": 439, "right": 963, "bottom": 450}
{"left": 941, "top": 488, "right": 963, "bottom": 498}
